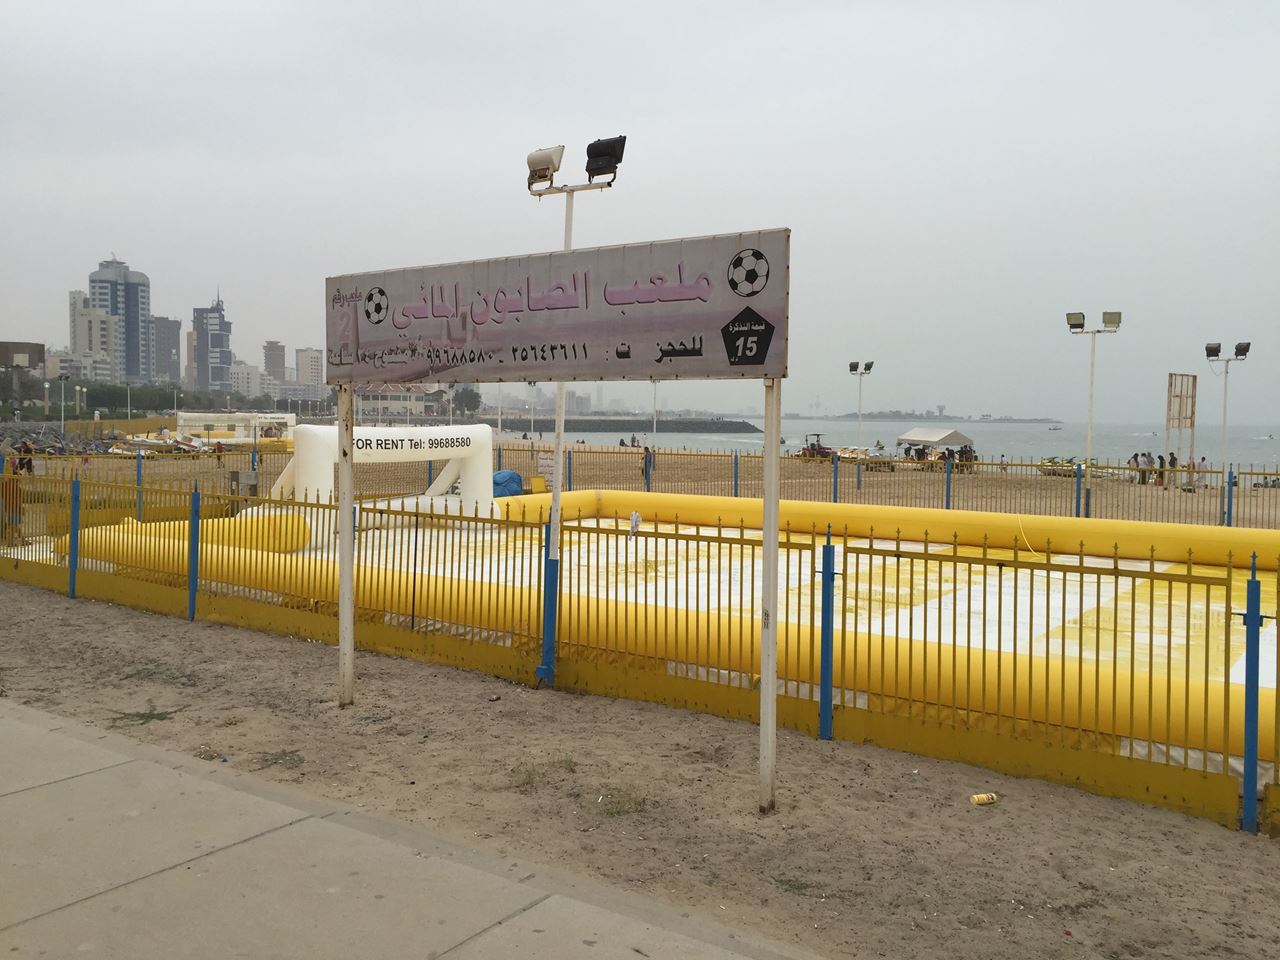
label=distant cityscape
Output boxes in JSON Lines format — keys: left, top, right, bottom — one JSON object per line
{"left": 48, "top": 255, "right": 330, "bottom": 404}
{"left": 2, "top": 254, "right": 1061, "bottom": 426}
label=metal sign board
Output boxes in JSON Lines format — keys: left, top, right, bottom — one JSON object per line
{"left": 325, "top": 228, "right": 789, "bottom": 385}
{"left": 1166, "top": 373, "right": 1197, "bottom": 429}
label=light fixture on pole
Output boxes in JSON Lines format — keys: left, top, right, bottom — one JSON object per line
{"left": 1205, "top": 339, "right": 1249, "bottom": 484}
{"left": 43, "top": 381, "right": 49, "bottom": 418}
{"left": 848, "top": 361, "right": 874, "bottom": 450}
{"left": 526, "top": 134, "right": 627, "bottom": 599}
{"left": 1066, "top": 311, "right": 1121, "bottom": 497}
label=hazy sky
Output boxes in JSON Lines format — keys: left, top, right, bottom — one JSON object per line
{"left": 2, "top": 1, "right": 1276, "bottom": 421}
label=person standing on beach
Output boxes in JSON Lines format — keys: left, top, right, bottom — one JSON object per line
{"left": 1157, "top": 453, "right": 1166, "bottom": 487}
{"left": 1168, "top": 452, "right": 1178, "bottom": 489}
{"left": 999, "top": 453, "right": 1008, "bottom": 473}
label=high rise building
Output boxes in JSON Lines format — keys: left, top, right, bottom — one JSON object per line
{"left": 89, "top": 257, "right": 152, "bottom": 382}
{"left": 152, "top": 316, "right": 182, "bottom": 384}
{"left": 263, "top": 340, "right": 286, "bottom": 384}
{"left": 295, "top": 347, "right": 324, "bottom": 386}
{"left": 68, "top": 290, "right": 125, "bottom": 383}
{"left": 192, "top": 296, "right": 232, "bottom": 394}
{"left": 183, "top": 329, "right": 197, "bottom": 390}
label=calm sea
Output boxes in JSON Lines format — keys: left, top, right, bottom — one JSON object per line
{"left": 535, "top": 418, "right": 1280, "bottom": 468}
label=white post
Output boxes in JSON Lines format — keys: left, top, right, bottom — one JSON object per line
{"left": 337, "top": 382, "right": 356, "bottom": 707}
{"left": 60, "top": 381, "right": 65, "bottom": 433}
{"left": 759, "top": 376, "right": 781, "bottom": 813}
{"left": 1086, "top": 330, "right": 1097, "bottom": 485}
{"left": 652, "top": 382, "right": 658, "bottom": 437}
{"left": 1220, "top": 360, "right": 1230, "bottom": 482}
{"left": 857, "top": 373, "right": 864, "bottom": 449}
{"left": 497, "top": 383, "right": 504, "bottom": 437}
{"left": 127, "top": 383, "right": 131, "bottom": 421}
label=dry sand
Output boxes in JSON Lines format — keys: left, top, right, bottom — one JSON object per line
{"left": 2, "top": 579, "right": 1278, "bottom": 959}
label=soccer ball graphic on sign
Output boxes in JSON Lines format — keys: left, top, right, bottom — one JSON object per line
{"left": 727, "top": 249, "right": 769, "bottom": 297}
{"left": 732, "top": 248, "right": 768, "bottom": 296}
{"left": 365, "top": 287, "right": 389, "bottom": 324}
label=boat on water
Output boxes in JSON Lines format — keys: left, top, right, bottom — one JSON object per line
{"left": 1048, "top": 425, "right": 1063, "bottom": 431}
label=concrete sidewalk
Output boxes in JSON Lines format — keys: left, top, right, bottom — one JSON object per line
{"left": 0, "top": 701, "right": 824, "bottom": 959}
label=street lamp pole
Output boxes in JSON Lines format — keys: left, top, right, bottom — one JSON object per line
{"left": 58, "top": 377, "right": 66, "bottom": 433}
{"left": 528, "top": 138, "right": 624, "bottom": 584}
{"left": 1066, "top": 312, "right": 1121, "bottom": 500}
{"left": 1205, "top": 341, "right": 1250, "bottom": 485}
{"left": 652, "top": 382, "right": 658, "bottom": 438}
{"left": 43, "top": 381, "right": 49, "bottom": 418}
{"left": 848, "top": 361, "right": 874, "bottom": 449}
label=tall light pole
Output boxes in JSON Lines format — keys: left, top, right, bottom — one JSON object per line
{"left": 126, "top": 383, "right": 131, "bottom": 420}
{"left": 527, "top": 136, "right": 626, "bottom": 582}
{"left": 1205, "top": 341, "right": 1249, "bottom": 478}
{"left": 58, "top": 374, "right": 68, "bottom": 433}
{"left": 1067, "top": 311, "right": 1121, "bottom": 492}
{"left": 848, "top": 361, "right": 874, "bottom": 449}
{"left": 652, "top": 382, "right": 658, "bottom": 439}
{"left": 43, "top": 381, "right": 49, "bottom": 418}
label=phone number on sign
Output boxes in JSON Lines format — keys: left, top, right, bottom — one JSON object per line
{"left": 510, "top": 343, "right": 589, "bottom": 363}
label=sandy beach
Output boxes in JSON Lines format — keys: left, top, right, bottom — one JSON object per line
{"left": 3, "top": 579, "right": 1278, "bottom": 959}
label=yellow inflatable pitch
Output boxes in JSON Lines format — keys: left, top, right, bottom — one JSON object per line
{"left": 61, "top": 513, "right": 1275, "bottom": 763}
{"left": 500, "top": 490, "right": 1280, "bottom": 572}
{"left": 107, "top": 514, "right": 311, "bottom": 553}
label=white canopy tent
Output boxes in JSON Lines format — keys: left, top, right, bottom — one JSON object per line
{"left": 895, "top": 427, "right": 974, "bottom": 448}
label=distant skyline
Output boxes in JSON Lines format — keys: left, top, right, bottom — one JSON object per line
{"left": 2, "top": 1, "right": 1276, "bottom": 423}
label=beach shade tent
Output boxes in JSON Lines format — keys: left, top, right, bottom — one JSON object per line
{"left": 895, "top": 427, "right": 975, "bottom": 449}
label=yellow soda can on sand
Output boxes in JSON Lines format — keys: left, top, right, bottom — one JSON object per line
{"left": 969, "top": 792, "right": 999, "bottom": 806}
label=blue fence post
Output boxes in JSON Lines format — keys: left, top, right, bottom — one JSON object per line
{"left": 427, "top": 460, "right": 434, "bottom": 487}
{"left": 732, "top": 451, "right": 740, "bottom": 497}
{"left": 831, "top": 453, "right": 839, "bottom": 504}
{"left": 68, "top": 477, "right": 81, "bottom": 599}
{"left": 644, "top": 449, "right": 652, "bottom": 492}
{"left": 855, "top": 459, "right": 862, "bottom": 491}
{"left": 135, "top": 450, "right": 143, "bottom": 521}
{"left": 536, "top": 521, "right": 558, "bottom": 686}
{"left": 1225, "top": 468, "right": 1235, "bottom": 527}
{"left": 944, "top": 458, "right": 953, "bottom": 509}
{"left": 819, "top": 527, "right": 835, "bottom": 741}
{"left": 1241, "top": 553, "right": 1261, "bottom": 833}
{"left": 567, "top": 450, "right": 573, "bottom": 492}
{"left": 187, "top": 484, "right": 201, "bottom": 621}
{"left": 496, "top": 446, "right": 502, "bottom": 471}
{"left": 1074, "top": 463, "right": 1083, "bottom": 518}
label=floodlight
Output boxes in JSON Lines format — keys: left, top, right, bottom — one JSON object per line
{"left": 585, "top": 136, "right": 626, "bottom": 183}
{"left": 849, "top": 361, "right": 859, "bottom": 373}
{"left": 1066, "top": 312, "right": 1086, "bottom": 331}
{"left": 1102, "top": 311, "right": 1121, "bottom": 330}
{"left": 863, "top": 361, "right": 874, "bottom": 373}
{"left": 1205, "top": 342, "right": 1221, "bottom": 359}
{"left": 526, "top": 145, "right": 565, "bottom": 189}
{"left": 1234, "top": 341, "right": 1251, "bottom": 359}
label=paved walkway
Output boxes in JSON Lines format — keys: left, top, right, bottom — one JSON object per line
{"left": 0, "top": 701, "right": 823, "bottom": 959}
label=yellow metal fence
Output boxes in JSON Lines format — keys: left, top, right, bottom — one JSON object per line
{"left": 3, "top": 473, "right": 1277, "bottom": 831}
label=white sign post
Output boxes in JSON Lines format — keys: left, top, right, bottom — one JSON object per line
{"left": 327, "top": 228, "right": 789, "bottom": 807}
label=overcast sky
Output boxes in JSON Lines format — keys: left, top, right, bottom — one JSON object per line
{"left": 2, "top": 1, "right": 1276, "bottom": 421}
